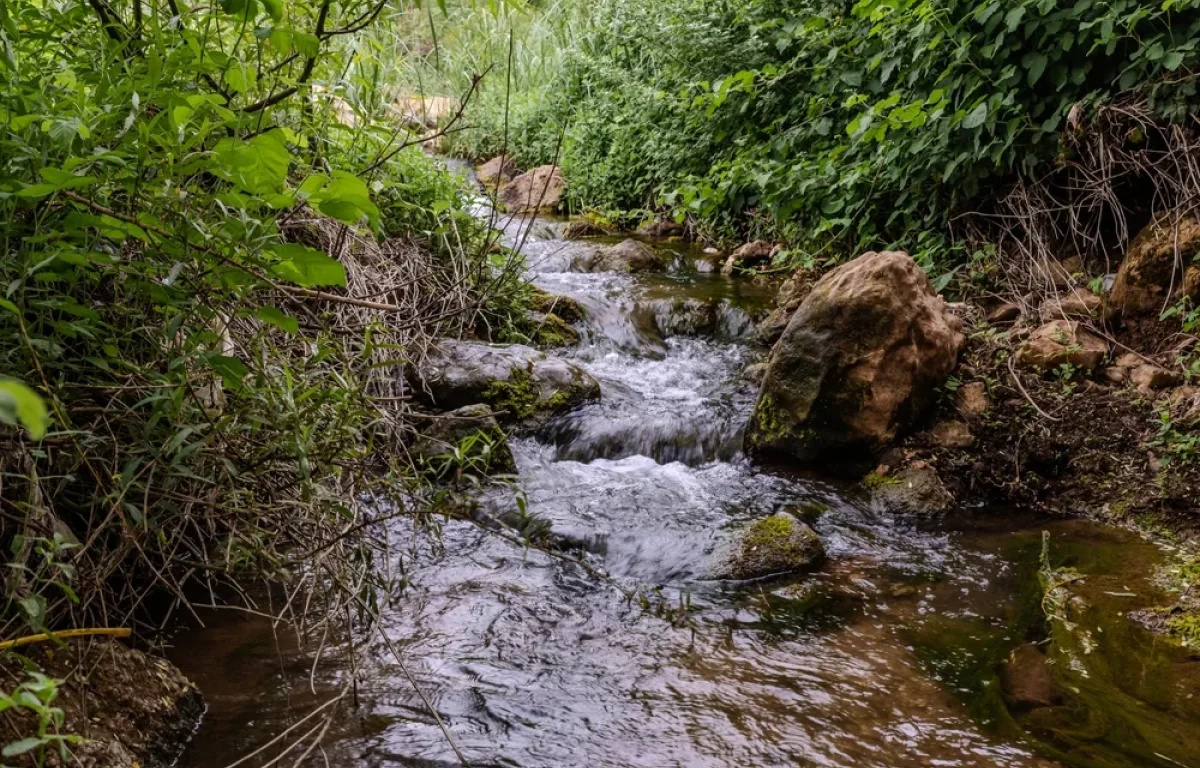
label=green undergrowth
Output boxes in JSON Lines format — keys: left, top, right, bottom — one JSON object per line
{"left": 0, "top": 4, "right": 531, "bottom": 755}
{"left": 409, "top": 0, "right": 1200, "bottom": 274}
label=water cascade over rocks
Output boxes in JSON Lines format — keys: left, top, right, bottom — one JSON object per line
{"left": 172, "top": 163, "right": 1200, "bottom": 768}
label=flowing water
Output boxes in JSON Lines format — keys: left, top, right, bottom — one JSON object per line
{"left": 171, "top": 175, "right": 1200, "bottom": 768}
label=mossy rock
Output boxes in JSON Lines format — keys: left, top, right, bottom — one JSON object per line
{"left": 528, "top": 288, "right": 585, "bottom": 325}
{"left": 405, "top": 340, "right": 600, "bottom": 428}
{"left": 867, "top": 466, "right": 954, "bottom": 516}
{"left": 524, "top": 311, "right": 581, "bottom": 349}
{"left": 710, "top": 512, "right": 825, "bottom": 580}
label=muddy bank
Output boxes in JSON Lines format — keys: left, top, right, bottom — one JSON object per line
{"left": 0, "top": 638, "right": 201, "bottom": 766}
{"left": 892, "top": 325, "right": 1200, "bottom": 536}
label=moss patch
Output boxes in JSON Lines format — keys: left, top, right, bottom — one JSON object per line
{"left": 720, "top": 512, "right": 825, "bottom": 580}
{"left": 863, "top": 470, "right": 900, "bottom": 489}
{"left": 481, "top": 366, "right": 541, "bottom": 420}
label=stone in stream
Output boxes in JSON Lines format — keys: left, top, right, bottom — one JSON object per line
{"left": 499, "top": 165, "right": 566, "bottom": 213}
{"left": 581, "top": 238, "right": 668, "bottom": 273}
{"left": 404, "top": 340, "right": 599, "bottom": 426}
{"left": 408, "top": 404, "right": 517, "bottom": 476}
{"left": 638, "top": 219, "right": 684, "bottom": 238}
{"left": 528, "top": 288, "right": 585, "bottom": 325}
{"left": 1000, "top": 643, "right": 1063, "bottom": 710}
{"left": 867, "top": 466, "right": 954, "bottom": 516}
{"left": 562, "top": 216, "right": 616, "bottom": 239}
{"left": 720, "top": 240, "right": 779, "bottom": 276}
{"left": 476, "top": 155, "right": 519, "bottom": 186}
{"left": 644, "top": 298, "right": 718, "bottom": 338}
{"left": 745, "top": 250, "right": 965, "bottom": 472}
{"left": 709, "top": 512, "right": 825, "bottom": 580}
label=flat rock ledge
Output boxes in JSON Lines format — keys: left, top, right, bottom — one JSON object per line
{"left": 405, "top": 340, "right": 600, "bottom": 427}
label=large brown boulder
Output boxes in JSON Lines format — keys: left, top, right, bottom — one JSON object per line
{"left": 499, "top": 165, "right": 565, "bottom": 213}
{"left": 1108, "top": 214, "right": 1200, "bottom": 319}
{"left": 744, "top": 251, "right": 965, "bottom": 470}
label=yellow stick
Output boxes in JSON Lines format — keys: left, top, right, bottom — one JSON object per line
{"left": 0, "top": 628, "right": 131, "bottom": 652}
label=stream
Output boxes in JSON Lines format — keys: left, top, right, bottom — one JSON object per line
{"left": 171, "top": 171, "right": 1200, "bottom": 768}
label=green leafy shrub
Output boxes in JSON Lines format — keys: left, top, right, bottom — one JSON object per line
{"left": 0, "top": 0, "right": 525, "bottom": 663}
{"left": 428, "top": 0, "right": 1200, "bottom": 266}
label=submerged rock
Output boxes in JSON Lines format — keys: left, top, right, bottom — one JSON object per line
{"left": 1107, "top": 214, "right": 1200, "bottom": 319}
{"left": 585, "top": 238, "right": 667, "bottom": 273}
{"left": 405, "top": 340, "right": 599, "bottom": 426}
{"left": 645, "top": 298, "right": 718, "bottom": 338}
{"left": 410, "top": 404, "right": 517, "bottom": 476}
{"left": 867, "top": 466, "right": 954, "bottom": 516}
{"left": 499, "top": 165, "right": 566, "bottom": 213}
{"left": 745, "top": 250, "right": 965, "bottom": 471}
{"left": 710, "top": 512, "right": 825, "bottom": 580}
{"left": 1000, "top": 643, "right": 1063, "bottom": 710}
{"left": 1018, "top": 320, "right": 1108, "bottom": 371}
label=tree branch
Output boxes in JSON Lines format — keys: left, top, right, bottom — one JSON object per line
{"left": 241, "top": 0, "right": 331, "bottom": 113}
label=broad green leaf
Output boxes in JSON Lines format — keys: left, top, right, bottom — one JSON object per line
{"left": 269, "top": 244, "right": 347, "bottom": 287}
{"left": 962, "top": 102, "right": 989, "bottom": 129}
{"left": 1025, "top": 53, "right": 1048, "bottom": 86}
{"left": 227, "top": 64, "right": 256, "bottom": 94}
{"left": 205, "top": 354, "right": 249, "bottom": 389}
{"left": 308, "top": 172, "right": 380, "bottom": 228}
{"left": 211, "top": 130, "right": 289, "bottom": 195}
{"left": 256, "top": 306, "right": 300, "bottom": 333}
{"left": 261, "top": 0, "right": 283, "bottom": 21}
{"left": 0, "top": 379, "right": 49, "bottom": 439}
{"left": 17, "top": 594, "right": 45, "bottom": 631}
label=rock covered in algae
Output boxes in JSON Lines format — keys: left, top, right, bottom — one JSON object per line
{"left": 710, "top": 512, "right": 825, "bottom": 580}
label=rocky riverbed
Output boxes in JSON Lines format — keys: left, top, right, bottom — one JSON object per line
{"left": 163, "top": 160, "right": 1200, "bottom": 768}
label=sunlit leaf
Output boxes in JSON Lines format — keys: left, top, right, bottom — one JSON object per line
{"left": 0, "top": 379, "right": 49, "bottom": 440}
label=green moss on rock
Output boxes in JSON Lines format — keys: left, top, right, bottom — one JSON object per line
{"left": 713, "top": 512, "right": 825, "bottom": 580}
